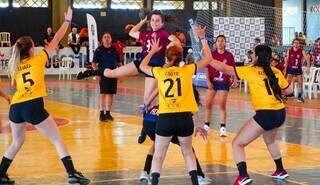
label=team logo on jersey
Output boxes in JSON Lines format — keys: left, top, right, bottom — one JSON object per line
{"left": 297, "top": 54, "right": 300, "bottom": 58}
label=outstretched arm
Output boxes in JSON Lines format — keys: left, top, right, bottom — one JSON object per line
{"left": 139, "top": 38, "right": 162, "bottom": 76}
{"left": 45, "top": 7, "right": 73, "bottom": 55}
{"left": 129, "top": 17, "right": 147, "bottom": 39}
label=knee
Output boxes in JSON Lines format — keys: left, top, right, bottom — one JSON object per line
{"left": 12, "top": 136, "right": 25, "bottom": 148}
{"left": 205, "top": 102, "right": 213, "bottom": 110}
{"left": 232, "top": 139, "right": 246, "bottom": 148}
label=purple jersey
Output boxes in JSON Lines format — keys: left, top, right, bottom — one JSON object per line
{"left": 314, "top": 46, "right": 320, "bottom": 66}
{"left": 139, "top": 28, "right": 170, "bottom": 60}
{"left": 287, "top": 48, "right": 303, "bottom": 69}
{"left": 207, "top": 50, "right": 235, "bottom": 84}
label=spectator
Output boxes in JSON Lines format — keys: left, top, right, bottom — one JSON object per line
{"left": 174, "top": 29, "right": 186, "bottom": 46}
{"left": 298, "top": 32, "right": 306, "bottom": 45}
{"left": 313, "top": 38, "right": 320, "bottom": 67}
{"left": 68, "top": 27, "right": 81, "bottom": 55}
{"left": 79, "top": 27, "right": 89, "bottom": 47}
{"left": 43, "top": 27, "right": 54, "bottom": 47}
{"left": 272, "top": 34, "right": 281, "bottom": 46}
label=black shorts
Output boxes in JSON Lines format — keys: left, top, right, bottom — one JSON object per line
{"left": 143, "top": 120, "right": 179, "bottom": 144}
{"left": 156, "top": 112, "right": 194, "bottom": 137}
{"left": 99, "top": 77, "right": 117, "bottom": 94}
{"left": 133, "top": 57, "right": 164, "bottom": 78}
{"left": 9, "top": 98, "right": 49, "bottom": 125}
{"left": 253, "top": 108, "right": 286, "bottom": 131}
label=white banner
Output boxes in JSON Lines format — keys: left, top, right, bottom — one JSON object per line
{"left": 0, "top": 47, "right": 87, "bottom": 75}
{"left": 87, "top": 14, "right": 98, "bottom": 63}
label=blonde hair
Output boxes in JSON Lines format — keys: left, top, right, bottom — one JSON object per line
{"left": 8, "top": 36, "right": 33, "bottom": 85}
{"left": 8, "top": 44, "right": 20, "bottom": 85}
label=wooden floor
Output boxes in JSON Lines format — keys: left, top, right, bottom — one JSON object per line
{"left": 0, "top": 76, "right": 320, "bottom": 185}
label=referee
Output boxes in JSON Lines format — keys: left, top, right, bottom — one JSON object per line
{"left": 92, "top": 32, "right": 121, "bottom": 122}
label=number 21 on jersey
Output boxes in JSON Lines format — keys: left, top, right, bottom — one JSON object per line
{"left": 164, "top": 78, "right": 182, "bottom": 98}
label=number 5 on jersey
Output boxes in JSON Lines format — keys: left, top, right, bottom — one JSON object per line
{"left": 22, "top": 72, "right": 35, "bottom": 88}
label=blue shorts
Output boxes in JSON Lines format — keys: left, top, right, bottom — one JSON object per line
{"left": 287, "top": 68, "right": 303, "bottom": 76}
{"left": 212, "top": 82, "right": 230, "bottom": 91}
{"left": 9, "top": 98, "right": 49, "bottom": 125}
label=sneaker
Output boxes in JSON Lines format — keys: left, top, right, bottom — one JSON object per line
{"left": 220, "top": 126, "right": 227, "bottom": 137}
{"left": 105, "top": 112, "right": 114, "bottom": 121}
{"left": 77, "top": 69, "right": 98, "bottom": 80}
{"left": 99, "top": 112, "right": 107, "bottom": 122}
{"left": 0, "top": 174, "right": 15, "bottom": 185}
{"left": 67, "top": 172, "right": 90, "bottom": 184}
{"left": 198, "top": 175, "right": 213, "bottom": 185}
{"left": 271, "top": 170, "right": 289, "bottom": 180}
{"left": 139, "top": 171, "right": 150, "bottom": 183}
{"left": 233, "top": 175, "right": 252, "bottom": 185}
{"left": 138, "top": 131, "right": 147, "bottom": 144}
{"left": 297, "top": 97, "right": 304, "bottom": 103}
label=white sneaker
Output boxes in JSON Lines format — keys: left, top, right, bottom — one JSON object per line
{"left": 198, "top": 175, "right": 213, "bottom": 185}
{"left": 220, "top": 126, "right": 227, "bottom": 137}
{"left": 139, "top": 171, "right": 150, "bottom": 183}
{"left": 204, "top": 124, "right": 210, "bottom": 131}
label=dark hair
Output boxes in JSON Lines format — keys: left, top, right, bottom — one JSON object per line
{"left": 192, "top": 85, "right": 201, "bottom": 106}
{"left": 101, "top": 32, "right": 111, "bottom": 38}
{"left": 166, "top": 45, "right": 182, "bottom": 66}
{"left": 255, "top": 45, "right": 283, "bottom": 102}
{"left": 16, "top": 36, "right": 33, "bottom": 59}
{"left": 151, "top": 10, "right": 175, "bottom": 23}
{"left": 216, "top": 35, "right": 226, "bottom": 41}
{"left": 292, "top": 38, "right": 300, "bottom": 44}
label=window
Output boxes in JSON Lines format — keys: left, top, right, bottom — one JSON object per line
{"left": 73, "top": 0, "right": 107, "bottom": 9}
{"left": 193, "top": 1, "right": 218, "bottom": 10}
{"left": 153, "top": 0, "right": 184, "bottom": 10}
{"left": 0, "top": 0, "right": 9, "bottom": 7}
{"left": 111, "top": 0, "right": 143, "bottom": 9}
{"left": 13, "top": 0, "right": 49, "bottom": 7}
{"left": 194, "top": 1, "right": 209, "bottom": 10}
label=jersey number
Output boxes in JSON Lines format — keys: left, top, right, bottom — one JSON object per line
{"left": 263, "top": 78, "right": 273, "bottom": 95}
{"left": 164, "top": 78, "right": 182, "bottom": 98}
{"left": 22, "top": 72, "right": 35, "bottom": 87}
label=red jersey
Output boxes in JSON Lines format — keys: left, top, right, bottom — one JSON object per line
{"left": 287, "top": 47, "right": 303, "bottom": 69}
{"left": 139, "top": 28, "right": 170, "bottom": 60}
{"left": 207, "top": 50, "right": 235, "bottom": 84}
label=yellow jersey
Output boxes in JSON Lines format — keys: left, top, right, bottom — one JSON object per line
{"left": 235, "top": 66, "right": 289, "bottom": 110}
{"left": 11, "top": 50, "right": 48, "bottom": 104}
{"left": 152, "top": 64, "right": 199, "bottom": 114}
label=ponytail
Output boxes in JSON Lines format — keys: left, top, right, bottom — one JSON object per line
{"left": 255, "top": 45, "right": 283, "bottom": 102}
{"left": 8, "top": 44, "right": 21, "bottom": 85}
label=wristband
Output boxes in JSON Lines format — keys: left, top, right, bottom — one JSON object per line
{"left": 65, "top": 19, "right": 71, "bottom": 23}
{"left": 200, "top": 37, "right": 206, "bottom": 41}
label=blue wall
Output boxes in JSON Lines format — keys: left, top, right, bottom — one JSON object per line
{"left": 282, "top": 0, "right": 303, "bottom": 33}
{"left": 307, "top": 0, "right": 320, "bottom": 40}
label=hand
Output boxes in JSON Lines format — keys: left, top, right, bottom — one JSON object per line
{"left": 150, "top": 38, "right": 162, "bottom": 54}
{"left": 194, "top": 126, "right": 208, "bottom": 141}
{"left": 136, "top": 104, "right": 148, "bottom": 115}
{"left": 206, "top": 81, "right": 213, "bottom": 90}
{"left": 64, "top": 6, "right": 73, "bottom": 21}
{"left": 140, "top": 16, "right": 148, "bottom": 25}
{"left": 192, "top": 25, "right": 206, "bottom": 39}
{"left": 230, "top": 79, "right": 239, "bottom": 88}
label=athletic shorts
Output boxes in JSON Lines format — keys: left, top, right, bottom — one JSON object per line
{"left": 253, "top": 108, "right": 286, "bottom": 131}
{"left": 287, "top": 67, "right": 303, "bottom": 76}
{"left": 156, "top": 112, "right": 194, "bottom": 137}
{"left": 143, "top": 119, "right": 179, "bottom": 144}
{"left": 99, "top": 77, "right": 117, "bottom": 94}
{"left": 9, "top": 98, "right": 49, "bottom": 125}
{"left": 212, "top": 81, "right": 230, "bottom": 91}
{"left": 133, "top": 57, "right": 165, "bottom": 78}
